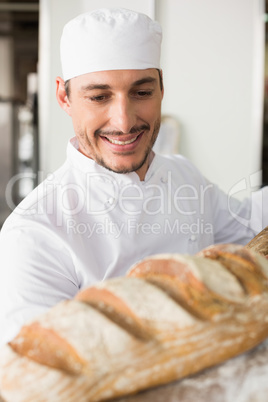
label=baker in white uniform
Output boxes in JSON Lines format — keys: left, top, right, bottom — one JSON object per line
{"left": 0, "top": 8, "right": 267, "bottom": 347}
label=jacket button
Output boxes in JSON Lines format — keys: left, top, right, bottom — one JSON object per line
{"left": 107, "top": 197, "right": 115, "bottom": 205}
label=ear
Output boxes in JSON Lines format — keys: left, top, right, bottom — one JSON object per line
{"left": 55, "top": 76, "right": 72, "bottom": 116}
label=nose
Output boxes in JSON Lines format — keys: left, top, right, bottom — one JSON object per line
{"left": 109, "top": 95, "right": 137, "bottom": 134}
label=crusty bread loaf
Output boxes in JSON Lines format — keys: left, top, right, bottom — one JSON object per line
{"left": 0, "top": 230, "right": 268, "bottom": 401}
{"left": 245, "top": 226, "right": 268, "bottom": 257}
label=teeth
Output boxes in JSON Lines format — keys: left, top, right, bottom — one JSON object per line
{"left": 107, "top": 136, "right": 138, "bottom": 145}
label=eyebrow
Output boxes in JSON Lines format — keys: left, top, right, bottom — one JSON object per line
{"left": 132, "top": 77, "right": 157, "bottom": 86}
{"left": 81, "top": 84, "right": 110, "bottom": 91}
{"left": 80, "top": 76, "right": 157, "bottom": 92}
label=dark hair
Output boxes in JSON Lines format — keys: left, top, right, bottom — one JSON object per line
{"left": 64, "top": 79, "right": 71, "bottom": 98}
{"left": 64, "top": 69, "right": 163, "bottom": 99}
{"left": 157, "top": 69, "right": 163, "bottom": 91}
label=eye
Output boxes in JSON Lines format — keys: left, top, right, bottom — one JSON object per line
{"left": 136, "top": 90, "right": 153, "bottom": 98}
{"left": 89, "top": 94, "right": 110, "bottom": 102}
{"left": 131, "top": 90, "right": 154, "bottom": 99}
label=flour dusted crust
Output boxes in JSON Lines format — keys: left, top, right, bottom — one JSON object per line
{"left": 130, "top": 254, "right": 246, "bottom": 303}
{"left": 198, "top": 244, "right": 268, "bottom": 297}
{"left": 91, "top": 277, "right": 197, "bottom": 328}
{"left": 245, "top": 226, "right": 268, "bottom": 257}
{"left": 0, "top": 229, "right": 268, "bottom": 402}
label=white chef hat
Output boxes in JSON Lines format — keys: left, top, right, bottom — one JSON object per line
{"left": 60, "top": 8, "right": 162, "bottom": 81}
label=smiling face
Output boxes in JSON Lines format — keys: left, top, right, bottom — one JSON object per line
{"left": 56, "top": 69, "right": 164, "bottom": 180}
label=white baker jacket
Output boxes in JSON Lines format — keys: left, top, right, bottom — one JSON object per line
{"left": 0, "top": 137, "right": 267, "bottom": 346}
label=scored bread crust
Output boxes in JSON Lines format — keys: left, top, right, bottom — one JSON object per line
{"left": 1, "top": 230, "right": 268, "bottom": 401}
{"left": 245, "top": 226, "right": 268, "bottom": 257}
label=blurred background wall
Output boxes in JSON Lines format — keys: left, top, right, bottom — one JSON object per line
{"left": 0, "top": 0, "right": 39, "bottom": 225}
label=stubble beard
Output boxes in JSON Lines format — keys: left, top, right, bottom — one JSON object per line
{"left": 78, "top": 118, "right": 161, "bottom": 175}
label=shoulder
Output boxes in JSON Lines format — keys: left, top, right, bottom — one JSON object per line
{"left": 156, "top": 153, "right": 200, "bottom": 169}
{"left": 155, "top": 153, "right": 207, "bottom": 183}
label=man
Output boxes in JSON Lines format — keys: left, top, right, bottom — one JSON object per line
{"left": 0, "top": 8, "right": 267, "bottom": 347}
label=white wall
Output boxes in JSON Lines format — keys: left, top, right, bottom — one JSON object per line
{"left": 157, "top": 0, "right": 265, "bottom": 198}
{"left": 39, "top": 0, "right": 265, "bottom": 198}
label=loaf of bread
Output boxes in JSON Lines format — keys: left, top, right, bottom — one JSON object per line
{"left": 245, "top": 226, "right": 268, "bottom": 257}
{"left": 0, "top": 230, "right": 268, "bottom": 402}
